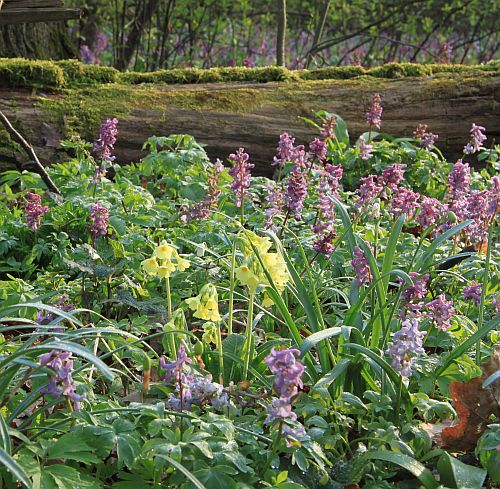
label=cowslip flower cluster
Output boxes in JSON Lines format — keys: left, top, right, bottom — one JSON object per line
{"left": 273, "top": 133, "right": 306, "bottom": 168}
{"left": 284, "top": 165, "right": 308, "bottom": 220}
{"left": 464, "top": 123, "right": 487, "bottom": 154}
{"left": 228, "top": 148, "right": 254, "bottom": 207}
{"left": 89, "top": 202, "right": 109, "bottom": 238}
{"left": 142, "top": 240, "right": 190, "bottom": 279}
{"left": 413, "top": 124, "right": 438, "bottom": 149}
{"left": 352, "top": 245, "right": 371, "bottom": 286}
{"left": 386, "top": 318, "right": 426, "bottom": 377}
{"left": 366, "top": 93, "right": 383, "bottom": 129}
{"left": 180, "top": 159, "right": 224, "bottom": 222}
{"left": 463, "top": 281, "right": 482, "bottom": 306}
{"left": 24, "top": 192, "right": 49, "bottom": 231}
{"left": 186, "top": 283, "right": 221, "bottom": 321}
{"left": 161, "top": 345, "right": 231, "bottom": 411}
{"left": 264, "top": 348, "right": 306, "bottom": 447}
{"left": 426, "top": 294, "right": 455, "bottom": 330}
{"left": 39, "top": 350, "right": 84, "bottom": 411}
{"left": 235, "top": 231, "right": 289, "bottom": 306}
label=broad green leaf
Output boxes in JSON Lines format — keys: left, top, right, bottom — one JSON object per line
{"left": 437, "top": 452, "right": 487, "bottom": 488}
{"left": 0, "top": 447, "right": 32, "bottom": 489}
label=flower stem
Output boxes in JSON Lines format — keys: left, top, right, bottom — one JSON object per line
{"left": 395, "top": 375, "right": 403, "bottom": 427}
{"left": 243, "top": 293, "right": 255, "bottom": 380}
{"left": 227, "top": 240, "right": 237, "bottom": 336}
{"left": 165, "top": 276, "right": 176, "bottom": 359}
{"left": 217, "top": 321, "right": 224, "bottom": 385}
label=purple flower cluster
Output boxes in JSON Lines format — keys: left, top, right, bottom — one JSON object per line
{"left": 309, "top": 138, "right": 327, "bottom": 162}
{"left": 402, "top": 272, "right": 429, "bottom": 304}
{"left": 284, "top": 165, "right": 308, "bottom": 220}
{"left": 355, "top": 175, "right": 383, "bottom": 210}
{"left": 94, "top": 118, "right": 118, "bottom": 163}
{"left": 463, "top": 281, "right": 482, "bottom": 306}
{"left": 413, "top": 124, "right": 438, "bottom": 149}
{"left": 386, "top": 318, "right": 426, "bottom": 377}
{"left": 359, "top": 139, "right": 373, "bottom": 160}
{"left": 389, "top": 187, "right": 421, "bottom": 217}
{"left": 447, "top": 160, "right": 470, "bottom": 199}
{"left": 320, "top": 116, "right": 336, "bottom": 139}
{"left": 228, "top": 148, "right": 254, "bottom": 207}
{"left": 160, "top": 345, "right": 231, "bottom": 411}
{"left": 273, "top": 133, "right": 306, "bottom": 168}
{"left": 366, "top": 93, "right": 383, "bottom": 129}
{"left": 426, "top": 294, "right": 455, "bottom": 330}
{"left": 417, "top": 196, "right": 446, "bottom": 230}
{"left": 264, "top": 348, "right": 306, "bottom": 447}
{"left": 24, "top": 192, "right": 49, "bottom": 231}
{"left": 180, "top": 159, "right": 224, "bottom": 222}
{"left": 89, "top": 202, "right": 109, "bottom": 238}
{"left": 352, "top": 245, "right": 371, "bottom": 286}
{"left": 383, "top": 164, "right": 406, "bottom": 189}
{"left": 35, "top": 295, "right": 74, "bottom": 327}
{"left": 264, "top": 181, "right": 284, "bottom": 229}
{"left": 39, "top": 350, "right": 84, "bottom": 411}
{"left": 464, "top": 123, "right": 487, "bottom": 154}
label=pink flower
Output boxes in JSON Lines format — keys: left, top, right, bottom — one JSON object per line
{"left": 24, "top": 192, "right": 49, "bottom": 230}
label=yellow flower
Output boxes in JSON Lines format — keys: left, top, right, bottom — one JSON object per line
{"left": 186, "top": 284, "right": 221, "bottom": 322}
{"left": 235, "top": 262, "right": 261, "bottom": 294}
{"left": 157, "top": 260, "right": 176, "bottom": 278}
{"left": 154, "top": 240, "right": 174, "bottom": 260}
{"left": 141, "top": 257, "right": 159, "bottom": 275}
{"left": 201, "top": 321, "right": 218, "bottom": 344}
{"left": 239, "top": 230, "right": 273, "bottom": 257}
{"left": 176, "top": 257, "right": 190, "bottom": 272}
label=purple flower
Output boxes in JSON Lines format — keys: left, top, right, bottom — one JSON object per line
{"left": 312, "top": 225, "right": 336, "bottom": 256}
{"left": 359, "top": 139, "right": 373, "bottom": 160}
{"left": 160, "top": 344, "right": 193, "bottom": 384}
{"left": 413, "top": 124, "right": 438, "bottom": 149}
{"left": 24, "top": 192, "right": 49, "bottom": 230}
{"left": 386, "top": 318, "right": 426, "bottom": 377}
{"left": 427, "top": 294, "right": 455, "bottom": 330}
{"left": 417, "top": 196, "right": 446, "bottom": 230}
{"left": 94, "top": 118, "right": 118, "bottom": 163}
{"left": 180, "top": 159, "right": 224, "bottom": 222}
{"left": 464, "top": 123, "right": 487, "bottom": 154}
{"left": 492, "top": 296, "right": 500, "bottom": 314}
{"left": 273, "top": 133, "right": 306, "bottom": 168}
{"left": 383, "top": 164, "right": 406, "bottom": 188}
{"left": 487, "top": 176, "right": 500, "bottom": 219}
{"left": 463, "top": 281, "right": 482, "bottom": 306}
{"left": 80, "top": 45, "right": 96, "bottom": 64}
{"left": 35, "top": 295, "right": 74, "bottom": 327}
{"left": 228, "top": 148, "right": 254, "bottom": 208}
{"left": 390, "top": 187, "right": 421, "bottom": 217}
{"left": 463, "top": 191, "right": 489, "bottom": 243}
{"left": 309, "top": 138, "right": 327, "bottom": 162}
{"left": 320, "top": 116, "right": 336, "bottom": 139}
{"left": 265, "top": 397, "right": 296, "bottom": 424}
{"left": 352, "top": 245, "right": 371, "bottom": 286}
{"left": 284, "top": 165, "right": 308, "bottom": 220}
{"left": 355, "top": 175, "right": 383, "bottom": 210}
{"left": 402, "top": 272, "right": 429, "bottom": 303}
{"left": 264, "top": 181, "right": 284, "bottom": 229}
{"left": 447, "top": 160, "right": 470, "bottom": 199}
{"left": 89, "top": 202, "right": 109, "bottom": 238}
{"left": 366, "top": 93, "right": 383, "bottom": 129}
{"left": 264, "top": 348, "right": 304, "bottom": 401}
{"left": 39, "top": 350, "right": 84, "bottom": 411}
{"left": 282, "top": 424, "right": 307, "bottom": 448}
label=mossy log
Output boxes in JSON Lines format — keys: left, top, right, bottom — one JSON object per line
{"left": 0, "top": 66, "right": 498, "bottom": 176}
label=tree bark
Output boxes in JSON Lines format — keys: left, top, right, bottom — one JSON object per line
{"left": 0, "top": 22, "right": 76, "bottom": 59}
{"left": 276, "top": 0, "right": 286, "bottom": 66}
{"left": 0, "top": 72, "right": 498, "bottom": 177}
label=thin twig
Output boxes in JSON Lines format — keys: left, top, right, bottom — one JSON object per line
{"left": 0, "top": 111, "right": 61, "bottom": 195}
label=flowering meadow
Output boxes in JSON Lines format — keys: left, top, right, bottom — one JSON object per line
{"left": 0, "top": 96, "right": 499, "bottom": 489}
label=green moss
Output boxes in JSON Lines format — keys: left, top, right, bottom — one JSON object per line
{"left": 4, "top": 57, "right": 497, "bottom": 90}
{"left": 55, "top": 60, "right": 119, "bottom": 85}
{"left": 0, "top": 58, "right": 65, "bottom": 88}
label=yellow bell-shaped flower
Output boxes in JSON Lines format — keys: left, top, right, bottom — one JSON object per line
{"left": 141, "top": 257, "right": 159, "bottom": 275}
{"left": 154, "top": 240, "right": 174, "bottom": 260}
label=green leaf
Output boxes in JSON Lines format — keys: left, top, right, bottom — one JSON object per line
{"left": 300, "top": 327, "right": 342, "bottom": 356}
{"left": 437, "top": 452, "right": 487, "bottom": 488}
{"left": 364, "top": 451, "right": 438, "bottom": 489}
{"left": 46, "top": 432, "right": 100, "bottom": 464}
{"left": 156, "top": 454, "right": 207, "bottom": 489}
{"left": 116, "top": 432, "right": 141, "bottom": 469}
{"left": 0, "top": 414, "right": 11, "bottom": 454}
{"left": 381, "top": 215, "right": 405, "bottom": 292}
{"left": 0, "top": 447, "right": 32, "bottom": 489}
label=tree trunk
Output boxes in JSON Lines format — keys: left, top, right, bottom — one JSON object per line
{"left": 0, "top": 72, "right": 498, "bottom": 176}
{"left": 305, "top": 0, "right": 331, "bottom": 68}
{"left": 0, "top": 22, "right": 76, "bottom": 59}
{"left": 276, "top": 0, "right": 286, "bottom": 66}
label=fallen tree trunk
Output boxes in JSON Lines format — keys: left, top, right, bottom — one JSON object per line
{"left": 0, "top": 69, "right": 498, "bottom": 177}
